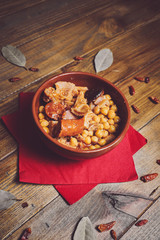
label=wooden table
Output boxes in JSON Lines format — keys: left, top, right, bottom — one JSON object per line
{"left": 0, "top": 0, "right": 160, "bottom": 239}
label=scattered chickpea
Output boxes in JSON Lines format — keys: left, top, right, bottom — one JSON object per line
{"left": 70, "top": 137, "right": 78, "bottom": 147}
{"left": 98, "top": 139, "right": 106, "bottom": 146}
{"left": 104, "top": 94, "right": 111, "bottom": 100}
{"left": 95, "top": 129, "right": 103, "bottom": 138}
{"left": 100, "top": 117, "right": 108, "bottom": 123}
{"left": 94, "top": 106, "right": 100, "bottom": 115}
{"left": 84, "top": 136, "right": 91, "bottom": 145}
{"left": 43, "top": 126, "right": 49, "bottom": 134}
{"left": 108, "top": 110, "right": 116, "bottom": 119}
{"left": 84, "top": 147, "right": 89, "bottom": 150}
{"left": 114, "top": 116, "right": 120, "bottom": 123}
{"left": 39, "top": 119, "right": 44, "bottom": 123}
{"left": 89, "top": 145, "right": 96, "bottom": 150}
{"left": 91, "top": 136, "right": 98, "bottom": 144}
{"left": 38, "top": 113, "right": 45, "bottom": 120}
{"left": 108, "top": 119, "right": 114, "bottom": 125}
{"left": 98, "top": 124, "right": 104, "bottom": 130}
{"left": 102, "top": 130, "right": 108, "bottom": 137}
{"left": 82, "top": 133, "right": 88, "bottom": 138}
{"left": 40, "top": 119, "right": 49, "bottom": 127}
{"left": 95, "top": 144, "right": 101, "bottom": 149}
{"left": 111, "top": 104, "right": 118, "bottom": 112}
{"left": 108, "top": 125, "right": 116, "bottom": 133}
{"left": 109, "top": 100, "right": 114, "bottom": 106}
{"left": 88, "top": 130, "right": 93, "bottom": 136}
{"left": 98, "top": 114, "right": 104, "bottom": 119}
{"left": 39, "top": 105, "right": 45, "bottom": 113}
{"left": 103, "top": 121, "right": 110, "bottom": 130}
{"left": 101, "top": 106, "right": 109, "bottom": 115}
{"left": 82, "top": 130, "right": 88, "bottom": 135}
{"left": 93, "top": 115, "right": 100, "bottom": 123}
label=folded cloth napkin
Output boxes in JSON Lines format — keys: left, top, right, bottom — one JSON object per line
{"left": 2, "top": 92, "right": 147, "bottom": 204}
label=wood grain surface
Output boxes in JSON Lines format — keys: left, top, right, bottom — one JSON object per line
{"left": 0, "top": 0, "right": 160, "bottom": 239}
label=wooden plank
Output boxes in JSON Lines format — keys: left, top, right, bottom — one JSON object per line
{"left": 0, "top": 152, "right": 59, "bottom": 239}
{"left": 0, "top": 12, "right": 160, "bottom": 103}
{"left": 2, "top": 0, "right": 159, "bottom": 47}
{"left": 0, "top": 0, "right": 45, "bottom": 18}
{"left": 2, "top": 107, "right": 160, "bottom": 240}
{"left": 0, "top": 121, "right": 17, "bottom": 161}
{"left": 121, "top": 198, "right": 160, "bottom": 240}
{"left": 0, "top": 0, "right": 118, "bottom": 47}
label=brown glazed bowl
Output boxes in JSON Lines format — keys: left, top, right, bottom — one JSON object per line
{"left": 32, "top": 72, "right": 130, "bottom": 160}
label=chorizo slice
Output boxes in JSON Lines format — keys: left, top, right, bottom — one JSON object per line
{"left": 57, "top": 118, "right": 84, "bottom": 137}
{"left": 45, "top": 102, "right": 64, "bottom": 120}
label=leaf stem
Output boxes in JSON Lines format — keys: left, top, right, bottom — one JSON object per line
{"left": 23, "top": 66, "right": 28, "bottom": 71}
{"left": 12, "top": 198, "right": 22, "bottom": 201}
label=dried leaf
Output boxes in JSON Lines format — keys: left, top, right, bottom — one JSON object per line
{"left": 1, "top": 45, "right": 27, "bottom": 69}
{"left": 0, "top": 189, "right": 18, "bottom": 210}
{"left": 94, "top": 48, "right": 113, "bottom": 73}
{"left": 73, "top": 217, "right": 96, "bottom": 240}
{"left": 102, "top": 192, "right": 152, "bottom": 218}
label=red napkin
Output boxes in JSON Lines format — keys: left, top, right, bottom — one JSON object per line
{"left": 2, "top": 92, "right": 147, "bottom": 204}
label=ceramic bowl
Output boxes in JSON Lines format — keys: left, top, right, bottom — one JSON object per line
{"left": 32, "top": 72, "right": 130, "bottom": 160}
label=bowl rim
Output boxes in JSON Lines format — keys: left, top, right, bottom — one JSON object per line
{"left": 32, "top": 71, "right": 131, "bottom": 154}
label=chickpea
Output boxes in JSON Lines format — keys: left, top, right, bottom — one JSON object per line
{"left": 39, "top": 119, "right": 43, "bottom": 123}
{"left": 114, "top": 123, "right": 118, "bottom": 129}
{"left": 98, "top": 114, "right": 104, "bottom": 119}
{"left": 111, "top": 104, "right": 118, "bottom": 112}
{"left": 84, "top": 136, "right": 91, "bottom": 145}
{"left": 95, "top": 129, "right": 103, "bottom": 138}
{"left": 93, "top": 115, "right": 100, "bottom": 123}
{"left": 109, "top": 100, "right": 114, "bottom": 106}
{"left": 88, "top": 130, "right": 93, "bottom": 136}
{"left": 108, "top": 125, "right": 116, "bottom": 133}
{"left": 70, "top": 137, "right": 78, "bottom": 147}
{"left": 114, "top": 116, "right": 120, "bottom": 123}
{"left": 102, "top": 130, "right": 108, "bottom": 137}
{"left": 100, "top": 106, "right": 109, "bottom": 115}
{"left": 104, "top": 94, "right": 111, "bottom": 100}
{"left": 38, "top": 113, "right": 45, "bottom": 120}
{"left": 82, "top": 133, "right": 88, "bottom": 138}
{"left": 43, "top": 126, "right": 49, "bottom": 134}
{"left": 91, "top": 136, "right": 98, "bottom": 144}
{"left": 39, "top": 105, "right": 45, "bottom": 113}
{"left": 89, "top": 145, "right": 96, "bottom": 150}
{"left": 100, "top": 117, "right": 108, "bottom": 124}
{"left": 103, "top": 121, "right": 110, "bottom": 130}
{"left": 98, "top": 139, "right": 106, "bottom": 146}
{"left": 84, "top": 147, "right": 89, "bottom": 150}
{"left": 95, "top": 144, "right": 101, "bottom": 149}
{"left": 98, "top": 123, "right": 104, "bottom": 130}
{"left": 108, "top": 110, "right": 116, "bottom": 119}
{"left": 82, "top": 130, "right": 88, "bottom": 135}
{"left": 94, "top": 106, "right": 100, "bottom": 115}
{"left": 108, "top": 119, "right": 114, "bottom": 125}
{"left": 40, "top": 119, "right": 49, "bottom": 127}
